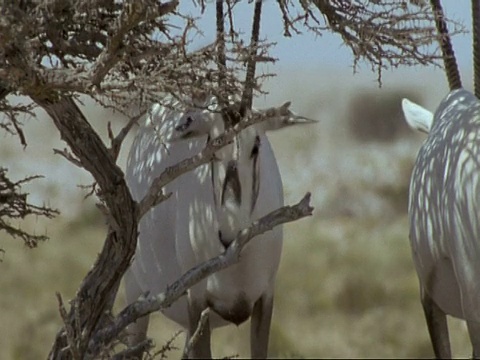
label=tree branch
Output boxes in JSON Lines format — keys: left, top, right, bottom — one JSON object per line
{"left": 89, "top": 1, "right": 179, "bottom": 87}
{"left": 108, "top": 111, "right": 145, "bottom": 161}
{"left": 28, "top": 95, "right": 138, "bottom": 360}
{"left": 89, "top": 192, "right": 314, "bottom": 357}
{"left": 0, "top": 168, "right": 59, "bottom": 248}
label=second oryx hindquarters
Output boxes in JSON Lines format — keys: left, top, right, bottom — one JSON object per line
{"left": 124, "top": 93, "right": 316, "bottom": 358}
{"left": 402, "top": 89, "right": 480, "bottom": 358}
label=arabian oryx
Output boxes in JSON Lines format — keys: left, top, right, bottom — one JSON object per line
{"left": 402, "top": 88, "right": 480, "bottom": 358}
{"left": 124, "top": 93, "right": 315, "bottom": 358}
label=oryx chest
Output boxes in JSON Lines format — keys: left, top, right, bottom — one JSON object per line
{"left": 172, "top": 135, "right": 283, "bottom": 324}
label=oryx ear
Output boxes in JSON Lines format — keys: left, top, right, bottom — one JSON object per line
{"left": 401, "top": 98, "right": 433, "bottom": 134}
{"left": 261, "top": 101, "right": 318, "bottom": 132}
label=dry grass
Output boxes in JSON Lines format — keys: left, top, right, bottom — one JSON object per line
{"left": 0, "top": 213, "right": 472, "bottom": 359}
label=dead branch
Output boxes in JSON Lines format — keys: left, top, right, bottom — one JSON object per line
{"left": 0, "top": 167, "right": 58, "bottom": 248}
{"left": 149, "top": 330, "right": 182, "bottom": 359}
{"left": 89, "top": 1, "right": 179, "bottom": 87}
{"left": 88, "top": 192, "right": 314, "bottom": 357}
{"left": 53, "top": 148, "right": 84, "bottom": 169}
{"left": 306, "top": 0, "right": 464, "bottom": 83}
{"left": 28, "top": 95, "right": 139, "bottom": 360}
{"left": 111, "top": 339, "right": 154, "bottom": 360}
{"left": 108, "top": 110, "right": 145, "bottom": 161}
{"left": 56, "top": 293, "right": 81, "bottom": 360}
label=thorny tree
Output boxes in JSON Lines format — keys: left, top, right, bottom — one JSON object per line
{"left": 0, "top": 0, "right": 461, "bottom": 358}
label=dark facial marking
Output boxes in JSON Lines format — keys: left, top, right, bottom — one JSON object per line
{"left": 250, "top": 136, "right": 261, "bottom": 213}
{"left": 221, "top": 160, "right": 242, "bottom": 206}
{"left": 250, "top": 135, "right": 261, "bottom": 158}
{"left": 218, "top": 230, "right": 231, "bottom": 248}
{"left": 175, "top": 115, "right": 193, "bottom": 132}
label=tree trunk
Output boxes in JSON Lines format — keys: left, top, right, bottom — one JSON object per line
{"left": 32, "top": 95, "right": 138, "bottom": 359}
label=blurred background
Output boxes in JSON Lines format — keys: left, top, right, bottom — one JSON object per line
{"left": 0, "top": 1, "right": 476, "bottom": 358}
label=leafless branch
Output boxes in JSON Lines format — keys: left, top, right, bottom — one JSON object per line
{"left": 108, "top": 110, "right": 145, "bottom": 161}
{"left": 276, "top": 0, "right": 300, "bottom": 37}
{"left": 111, "top": 339, "right": 154, "bottom": 360}
{"left": 88, "top": 192, "right": 314, "bottom": 357}
{"left": 0, "top": 167, "right": 58, "bottom": 248}
{"left": 305, "top": 0, "right": 464, "bottom": 83}
{"left": 56, "top": 293, "right": 81, "bottom": 360}
{"left": 89, "top": 1, "right": 179, "bottom": 87}
{"left": 53, "top": 148, "right": 84, "bottom": 169}
{"left": 148, "top": 330, "right": 182, "bottom": 359}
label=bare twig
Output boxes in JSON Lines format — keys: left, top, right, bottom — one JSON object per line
{"left": 89, "top": 1, "right": 179, "bottom": 87}
{"left": 53, "top": 148, "right": 84, "bottom": 169}
{"left": 111, "top": 339, "right": 154, "bottom": 360}
{"left": 108, "top": 110, "right": 145, "bottom": 161}
{"left": 149, "top": 330, "right": 182, "bottom": 359}
{"left": 56, "top": 293, "right": 81, "bottom": 360}
{"left": 309, "top": 0, "right": 463, "bottom": 83}
{"left": 276, "top": 0, "right": 297, "bottom": 37}
{"left": 0, "top": 168, "right": 58, "bottom": 248}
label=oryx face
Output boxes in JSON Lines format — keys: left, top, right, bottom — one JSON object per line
{"left": 215, "top": 126, "right": 262, "bottom": 244}
{"left": 172, "top": 103, "right": 264, "bottom": 244}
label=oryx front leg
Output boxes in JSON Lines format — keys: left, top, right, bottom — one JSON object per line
{"left": 467, "top": 320, "right": 480, "bottom": 359}
{"left": 421, "top": 288, "right": 451, "bottom": 359}
{"left": 184, "top": 297, "right": 211, "bottom": 359}
{"left": 124, "top": 269, "right": 150, "bottom": 349}
{"left": 250, "top": 290, "right": 274, "bottom": 359}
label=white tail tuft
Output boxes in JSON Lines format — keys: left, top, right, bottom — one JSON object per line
{"left": 401, "top": 98, "right": 434, "bottom": 134}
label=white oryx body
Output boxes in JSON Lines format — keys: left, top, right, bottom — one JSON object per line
{"left": 402, "top": 89, "right": 480, "bottom": 357}
{"left": 124, "top": 94, "right": 312, "bottom": 358}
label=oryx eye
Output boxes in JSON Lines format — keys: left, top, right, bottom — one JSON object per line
{"left": 175, "top": 116, "right": 193, "bottom": 132}
{"left": 250, "top": 136, "right": 261, "bottom": 158}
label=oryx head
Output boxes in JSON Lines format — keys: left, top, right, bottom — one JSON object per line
{"left": 166, "top": 95, "right": 316, "bottom": 244}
